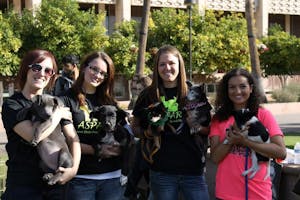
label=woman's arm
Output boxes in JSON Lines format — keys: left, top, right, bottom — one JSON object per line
{"left": 13, "top": 106, "right": 72, "bottom": 143}
{"left": 242, "top": 135, "right": 286, "bottom": 160}
{"left": 57, "top": 123, "right": 81, "bottom": 184}
{"left": 210, "top": 135, "right": 233, "bottom": 164}
{"left": 225, "top": 128, "right": 286, "bottom": 160}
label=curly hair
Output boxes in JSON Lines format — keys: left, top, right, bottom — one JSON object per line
{"left": 214, "top": 68, "right": 261, "bottom": 121}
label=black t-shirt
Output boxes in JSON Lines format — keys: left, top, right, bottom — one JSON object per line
{"left": 133, "top": 87, "right": 206, "bottom": 175}
{"left": 60, "top": 89, "right": 122, "bottom": 175}
{"left": 2, "top": 92, "right": 43, "bottom": 186}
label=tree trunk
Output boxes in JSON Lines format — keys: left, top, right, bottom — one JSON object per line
{"left": 136, "top": 0, "right": 150, "bottom": 76}
{"left": 129, "top": 0, "right": 152, "bottom": 109}
{"left": 245, "top": 0, "right": 267, "bottom": 102}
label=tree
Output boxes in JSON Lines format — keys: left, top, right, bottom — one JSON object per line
{"left": 0, "top": 11, "right": 22, "bottom": 76}
{"left": 260, "top": 25, "right": 300, "bottom": 87}
{"left": 7, "top": 0, "right": 108, "bottom": 68}
{"left": 106, "top": 20, "right": 151, "bottom": 78}
{"left": 148, "top": 8, "right": 249, "bottom": 74}
{"left": 245, "top": 0, "right": 266, "bottom": 102}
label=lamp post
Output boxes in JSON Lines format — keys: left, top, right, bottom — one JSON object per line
{"left": 184, "top": 0, "right": 196, "bottom": 82}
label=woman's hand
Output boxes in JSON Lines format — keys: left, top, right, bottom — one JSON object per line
{"left": 97, "top": 144, "right": 121, "bottom": 159}
{"left": 225, "top": 126, "right": 248, "bottom": 146}
{"left": 54, "top": 106, "right": 73, "bottom": 122}
{"left": 56, "top": 166, "right": 77, "bottom": 185}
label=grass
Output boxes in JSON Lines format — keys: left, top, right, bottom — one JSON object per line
{"left": 284, "top": 132, "right": 300, "bottom": 149}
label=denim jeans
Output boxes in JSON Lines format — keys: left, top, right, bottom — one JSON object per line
{"left": 67, "top": 177, "right": 125, "bottom": 200}
{"left": 149, "top": 170, "right": 209, "bottom": 200}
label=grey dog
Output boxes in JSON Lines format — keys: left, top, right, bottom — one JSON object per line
{"left": 17, "top": 94, "right": 73, "bottom": 185}
{"left": 90, "top": 105, "right": 135, "bottom": 177}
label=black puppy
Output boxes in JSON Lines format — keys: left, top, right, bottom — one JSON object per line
{"left": 140, "top": 102, "right": 172, "bottom": 163}
{"left": 90, "top": 105, "right": 135, "bottom": 178}
{"left": 185, "top": 81, "right": 212, "bottom": 134}
{"left": 230, "top": 109, "right": 270, "bottom": 179}
{"left": 184, "top": 82, "right": 212, "bottom": 164}
{"left": 17, "top": 94, "right": 73, "bottom": 185}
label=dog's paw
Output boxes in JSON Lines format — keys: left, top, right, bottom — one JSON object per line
{"left": 43, "top": 173, "right": 54, "bottom": 182}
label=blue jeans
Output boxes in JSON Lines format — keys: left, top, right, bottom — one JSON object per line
{"left": 67, "top": 177, "right": 125, "bottom": 200}
{"left": 149, "top": 170, "right": 209, "bottom": 200}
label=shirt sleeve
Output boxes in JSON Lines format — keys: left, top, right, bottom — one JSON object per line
{"left": 258, "top": 107, "right": 283, "bottom": 137}
{"left": 2, "top": 98, "right": 27, "bottom": 134}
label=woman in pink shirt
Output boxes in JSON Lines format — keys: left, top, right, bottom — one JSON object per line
{"left": 209, "top": 68, "right": 286, "bottom": 200}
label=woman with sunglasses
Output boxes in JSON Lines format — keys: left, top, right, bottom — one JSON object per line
{"left": 1, "top": 49, "right": 81, "bottom": 200}
{"left": 60, "top": 51, "right": 130, "bottom": 200}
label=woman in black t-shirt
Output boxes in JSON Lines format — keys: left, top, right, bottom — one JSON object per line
{"left": 1, "top": 49, "right": 81, "bottom": 200}
{"left": 131, "top": 45, "right": 210, "bottom": 200}
{"left": 61, "top": 51, "right": 129, "bottom": 200}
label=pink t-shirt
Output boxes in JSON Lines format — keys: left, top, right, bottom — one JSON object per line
{"left": 209, "top": 107, "right": 283, "bottom": 200}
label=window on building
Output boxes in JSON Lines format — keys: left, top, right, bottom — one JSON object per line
{"left": 269, "top": 14, "right": 285, "bottom": 30}
{"left": 291, "top": 15, "right": 300, "bottom": 37}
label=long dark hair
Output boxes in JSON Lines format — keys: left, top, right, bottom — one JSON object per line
{"left": 72, "top": 51, "right": 117, "bottom": 106}
{"left": 16, "top": 49, "right": 58, "bottom": 91}
{"left": 141, "top": 45, "right": 187, "bottom": 107}
{"left": 214, "top": 68, "right": 261, "bottom": 121}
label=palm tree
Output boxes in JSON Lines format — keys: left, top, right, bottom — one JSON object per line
{"left": 245, "top": 0, "right": 267, "bottom": 102}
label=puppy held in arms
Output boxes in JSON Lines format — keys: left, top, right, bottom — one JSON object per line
{"left": 89, "top": 105, "right": 135, "bottom": 184}
{"left": 141, "top": 102, "right": 173, "bottom": 163}
{"left": 184, "top": 81, "right": 212, "bottom": 134}
{"left": 17, "top": 94, "right": 73, "bottom": 185}
{"left": 224, "top": 109, "right": 270, "bottom": 180}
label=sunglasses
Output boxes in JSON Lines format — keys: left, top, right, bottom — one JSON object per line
{"left": 28, "top": 63, "right": 55, "bottom": 77}
{"left": 88, "top": 66, "right": 108, "bottom": 79}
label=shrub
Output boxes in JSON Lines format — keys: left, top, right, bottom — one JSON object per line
{"left": 272, "top": 88, "right": 299, "bottom": 102}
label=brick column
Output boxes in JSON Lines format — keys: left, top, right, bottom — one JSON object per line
{"left": 115, "top": 0, "right": 131, "bottom": 23}
{"left": 255, "top": 0, "right": 269, "bottom": 38}
{"left": 13, "top": 0, "right": 21, "bottom": 13}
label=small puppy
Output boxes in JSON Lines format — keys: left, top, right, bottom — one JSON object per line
{"left": 17, "top": 94, "right": 73, "bottom": 185}
{"left": 140, "top": 102, "right": 170, "bottom": 163}
{"left": 226, "top": 109, "right": 270, "bottom": 179}
{"left": 90, "top": 105, "right": 135, "bottom": 177}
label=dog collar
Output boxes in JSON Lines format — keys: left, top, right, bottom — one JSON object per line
{"left": 184, "top": 101, "right": 207, "bottom": 111}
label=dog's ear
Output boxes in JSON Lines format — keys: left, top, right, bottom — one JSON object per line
{"left": 186, "top": 80, "right": 193, "bottom": 88}
{"left": 31, "top": 95, "right": 42, "bottom": 105}
{"left": 117, "top": 109, "right": 130, "bottom": 126}
{"left": 200, "top": 83, "right": 206, "bottom": 93}
{"left": 90, "top": 106, "right": 101, "bottom": 119}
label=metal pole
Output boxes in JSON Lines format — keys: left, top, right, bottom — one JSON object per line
{"left": 188, "top": 5, "right": 193, "bottom": 81}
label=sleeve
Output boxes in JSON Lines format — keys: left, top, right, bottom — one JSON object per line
{"left": 132, "top": 93, "right": 150, "bottom": 130}
{"left": 58, "top": 94, "right": 73, "bottom": 126}
{"left": 2, "top": 98, "right": 27, "bottom": 134}
{"left": 209, "top": 117, "right": 223, "bottom": 138}
{"left": 258, "top": 108, "right": 283, "bottom": 137}
{"left": 209, "top": 116, "right": 233, "bottom": 143}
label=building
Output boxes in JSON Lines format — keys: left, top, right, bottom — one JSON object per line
{"left": 1, "top": 0, "right": 300, "bottom": 38}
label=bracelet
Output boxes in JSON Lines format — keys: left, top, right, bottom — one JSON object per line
{"left": 92, "top": 144, "right": 102, "bottom": 158}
